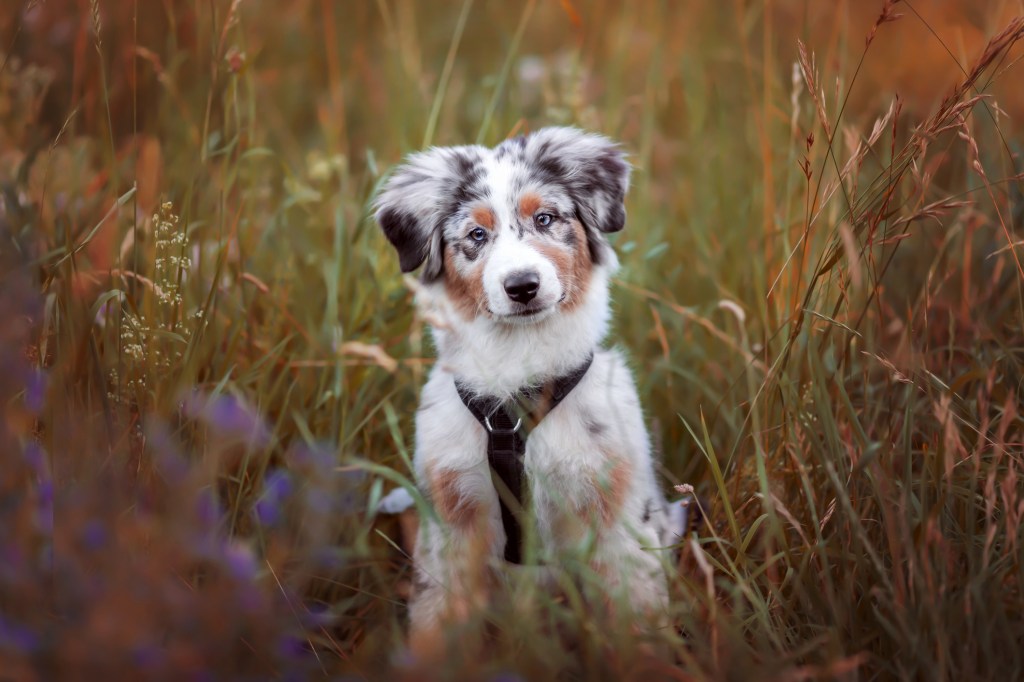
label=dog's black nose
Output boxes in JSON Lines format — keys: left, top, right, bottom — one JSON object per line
{"left": 503, "top": 270, "right": 540, "bottom": 304}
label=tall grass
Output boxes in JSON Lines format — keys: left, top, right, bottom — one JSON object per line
{"left": 1, "top": 0, "right": 1022, "bottom": 678}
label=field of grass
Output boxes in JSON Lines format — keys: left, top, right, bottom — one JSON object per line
{"left": 2, "top": 0, "right": 1023, "bottom": 678}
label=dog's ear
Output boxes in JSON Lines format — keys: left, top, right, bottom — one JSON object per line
{"left": 374, "top": 145, "right": 485, "bottom": 279}
{"left": 524, "top": 127, "right": 631, "bottom": 234}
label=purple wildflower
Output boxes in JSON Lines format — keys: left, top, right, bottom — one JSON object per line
{"left": 132, "top": 643, "right": 165, "bottom": 669}
{"left": 223, "top": 541, "right": 258, "bottom": 582}
{"left": 194, "top": 487, "right": 223, "bottom": 529}
{"left": 277, "top": 634, "right": 310, "bottom": 661}
{"left": 147, "top": 421, "right": 189, "bottom": 483}
{"left": 255, "top": 470, "right": 292, "bottom": 527}
{"left": 81, "top": 519, "right": 107, "bottom": 550}
{"left": 22, "top": 442, "right": 47, "bottom": 476}
{"left": 301, "top": 602, "right": 334, "bottom": 628}
{"left": 184, "top": 392, "right": 270, "bottom": 446}
{"left": 24, "top": 368, "right": 46, "bottom": 414}
{"left": 0, "top": 615, "right": 40, "bottom": 654}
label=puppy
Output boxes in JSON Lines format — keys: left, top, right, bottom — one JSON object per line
{"left": 374, "top": 127, "right": 677, "bottom": 653}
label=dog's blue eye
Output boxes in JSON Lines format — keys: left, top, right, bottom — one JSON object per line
{"left": 535, "top": 213, "right": 554, "bottom": 228}
{"left": 469, "top": 227, "right": 488, "bottom": 242}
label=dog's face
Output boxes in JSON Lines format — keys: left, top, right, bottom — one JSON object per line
{"left": 374, "top": 127, "right": 630, "bottom": 324}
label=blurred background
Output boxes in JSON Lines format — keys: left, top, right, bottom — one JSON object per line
{"left": 1, "top": 0, "right": 1022, "bottom": 678}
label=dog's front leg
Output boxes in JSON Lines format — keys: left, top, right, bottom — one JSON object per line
{"left": 532, "top": 445, "right": 668, "bottom": 606}
{"left": 406, "top": 457, "right": 502, "bottom": 659}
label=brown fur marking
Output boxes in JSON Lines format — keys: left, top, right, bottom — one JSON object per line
{"left": 533, "top": 219, "right": 592, "bottom": 310}
{"left": 426, "top": 467, "right": 496, "bottom": 634}
{"left": 566, "top": 220, "right": 593, "bottom": 310}
{"left": 431, "top": 468, "right": 480, "bottom": 528}
{"left": 470, "top": 205, "right": 496, "bottom": 230}
{"left": 594, "top": 453, "right": 632, "bottom": 526}
{"left": 518, "top": 192, "right": 542, "bottom": 218}
{"left": 443, "top": 246, "right": 486, "bottom": 319}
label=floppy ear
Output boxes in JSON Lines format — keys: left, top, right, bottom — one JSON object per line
{"left": 374, "top": 145, "right": 485, "bottom": 279}
{"left": 524, "top": 127, "right": 631, "bottom": 234}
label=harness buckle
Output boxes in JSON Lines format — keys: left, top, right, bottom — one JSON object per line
{"left": 483, "top": 414, "right": 523, "bottom": 435}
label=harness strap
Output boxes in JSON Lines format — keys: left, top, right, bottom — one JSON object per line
{"left": 455, "top": 353, "right": 594, "bottom": 564}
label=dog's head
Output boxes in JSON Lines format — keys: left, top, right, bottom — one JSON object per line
{"left": 374, "top": 127, "right": 630, "bottom": 323}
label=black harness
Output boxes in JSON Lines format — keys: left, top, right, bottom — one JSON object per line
{"left": 455, "top": 353, "right": 594, "bottom": 564}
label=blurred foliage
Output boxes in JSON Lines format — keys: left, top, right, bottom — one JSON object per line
{"left": 1, "top": 0, "right": 1023, "bottom": 679}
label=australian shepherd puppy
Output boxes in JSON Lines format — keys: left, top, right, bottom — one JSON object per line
{"left": 375, "top": 127, "right": 678, "bottom": 653}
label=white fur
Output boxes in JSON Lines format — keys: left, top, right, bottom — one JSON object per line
{"left": 428, "top": 257, "right": 613, "bottom": 396}
{"left": 481, "top": 230, "right": 562, "bottom": 319}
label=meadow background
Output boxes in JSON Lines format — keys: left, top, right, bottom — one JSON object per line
{"left": 2, "top": 0, "right": 1023, "bottom": 678}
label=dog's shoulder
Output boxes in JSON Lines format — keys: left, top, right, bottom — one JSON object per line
{"left": 413, "top": 365, "right": 486, "bottom": 471}
{"left": 569, "top": 347, "right": 643, "bottom": 412}
{"left": 527, "top": 347, "right": 648, "bottom": 462}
